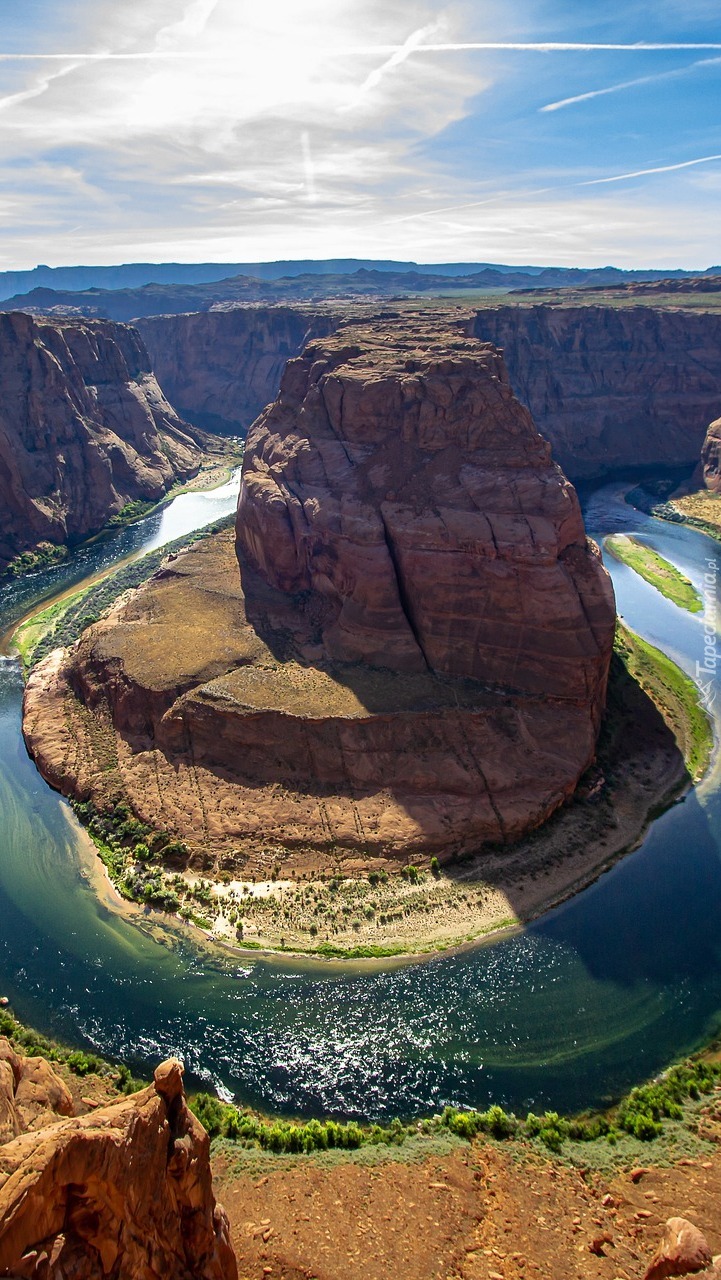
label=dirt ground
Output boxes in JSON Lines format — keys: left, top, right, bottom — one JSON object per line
{"left": 213, "top": 1139, "right": 721, "bottom": 1280}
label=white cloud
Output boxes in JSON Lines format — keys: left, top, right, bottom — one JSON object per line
{"left": 0, "top": 0, "right": 719, "bottom": 268}
{"left": 155, "top": 0, "right": 220, "bottom": 49}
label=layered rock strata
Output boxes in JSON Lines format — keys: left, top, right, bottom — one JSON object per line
{"left": 0, "top": 1056, "right": 237, "bottom": 1280}
{"left": 473, "top": 305, "right": 721, "bottom": 481}
{"left": 24, "top": 315, "right": 615, "bottom": 866}
{"left": 137, "top": 306, "right": 338, "bottom": 434}
{"left": 0, "top": 312, "right": 202, "bottom": 570}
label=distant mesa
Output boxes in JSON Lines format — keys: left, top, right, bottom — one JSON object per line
{"left": 24, "top": 312, "right": 615, "bottom": 870}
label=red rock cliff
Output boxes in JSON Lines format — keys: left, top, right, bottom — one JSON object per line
{"left": 0, "top": 312, "right": 202, "bottom": 570}
{"left": 701, "top": 415, "right": 721, "bottom": 491}
{"left": 473, "top": 305, "right": 721, "bottom": 481}
{"left": 237, "top": 315, "right": 615, "bottom": 720}
{"left": 137, "top": 306, "right": 338, "bottom": 435}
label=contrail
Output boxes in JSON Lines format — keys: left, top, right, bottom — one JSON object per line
{"left": 391, "top": 154, "right": 721, "bottom": 223}
{"left": 0, "top": 61, "right": 80, "bottom": 111}
{"left": 581, "top": 154, "right": 721, "bottom": 184}
{"left": 340, "top": 22, "right": 441, "bottom": 110}
{"left": 541, "top": 56, "right": 721, "bottom": 112}
{"left": 2, "top": 41, "right": 721, "bottom": 61}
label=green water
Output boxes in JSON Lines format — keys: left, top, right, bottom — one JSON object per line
{"left": 0, "top": 481, "right": 720, "bottom": 1119}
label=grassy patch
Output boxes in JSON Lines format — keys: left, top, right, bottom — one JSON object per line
{"left": 606, "top": 533, "right": 702, "bottom": 613}
{"left": 614, "top": 621, "right": 713, "bottom": 781}
{"left": 107, "top": 499, "right": 156, "bottom": 528}
{"left": 13, "top": 512, "right": 235, "bottom": 672}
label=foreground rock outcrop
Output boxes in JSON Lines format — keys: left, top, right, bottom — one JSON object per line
{"left": 0, "top": 312, "right": 202, "bottom": 571}
{"left": 137, "top": 305, "right": 338, "bottom": 434}
{"left": 473, "top": 305, "right": 721, "bottom": 481}
{"left": 701, "top": 416, "right": 721, "bottom": 492}
{"left": 0, "top": 1056, "right": 237, "bottom": 1280}
{"left": 23, "top": 313, "right": 615, "bottom": 868}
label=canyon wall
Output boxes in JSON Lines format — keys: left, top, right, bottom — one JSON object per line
{"left": 473, "top": 305, "right": 721, "bottom": 481}
{"left": 25, "top": 314, "right": 615, "bottom": 866}
{"left": 137, "top": 306, "right": 338, "bottom": 434}
{"left": 0, "top": 312, "right": 202, "bottom": 571}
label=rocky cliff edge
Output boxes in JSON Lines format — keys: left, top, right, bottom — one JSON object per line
{"left": 0, "top": 1047, "right": 236, "bottom": 1280}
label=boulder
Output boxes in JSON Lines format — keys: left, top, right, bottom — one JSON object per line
{"left": 0, "top": 1040, "right": 73, "bottom": 1143}
{"left": 644, "top": 1217, "right": 714, "bottom": 1280}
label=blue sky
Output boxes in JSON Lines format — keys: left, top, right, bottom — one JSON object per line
{"left": 0, "top": 0, "right": 719, "bottom": 269}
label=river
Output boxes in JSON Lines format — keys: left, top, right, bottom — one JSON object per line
{"left": 0, "top": 479, "right": 719, "bottom": 1120}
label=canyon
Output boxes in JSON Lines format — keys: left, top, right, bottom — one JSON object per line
{"left": 23, "top": 312, "right": 615, "bottom": 869}
{"left": 117, "top": 300, "right": 721, "bottom": 484}
{"left": 0, "top": 312, "right": 203, "bottom": 572}
{"left": 136, "top": 305, "right": 337, "bottom": 435}
{"left": 472, "top": 305, "right": 721, "bottom": 481}
{"left": 4, "top": 298, "right": 721, "bottom": 582}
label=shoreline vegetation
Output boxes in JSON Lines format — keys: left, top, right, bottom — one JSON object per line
{"left": 1, "top": 1003, "right": 721, "bottom": 1171}
{"left": 605, "top": 532, "right": 703, "bottom": 613}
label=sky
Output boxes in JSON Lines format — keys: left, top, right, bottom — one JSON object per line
{"left": 0, "top": 0, "right": 719, "bottom": 270}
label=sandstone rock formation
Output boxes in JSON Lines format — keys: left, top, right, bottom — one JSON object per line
{"left": 23, "top": 314, "right": 615, "bottom": 868}
{"left": 137, "top": 305, "right": 337, "bottom": 434}
{"left": 701, "top": 416, "right": 721, "bottom": 492}
{"left": 0, "top": 312, "right": 202, "bottom": 571}
{"left": 237, "top": 316, "right": 615, "bottom": 704}
{"left": 473, "top": 305, "right": 721, "bottom": 481}
{"left": 0, "top": 1040, "right": 73, "bottom": 1144}
{"left": 0, "top": 1057, "right": 237, "bottom": 1280}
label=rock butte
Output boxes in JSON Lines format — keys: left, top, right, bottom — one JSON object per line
{"left": 0, "top": 312, "right": 202, "bottom": 571}
{"left": 23, "top": 314, "right": 615, "bottom": 870}
{"left": 0, "top": 1046, "right": 236, "bottom": 1279}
